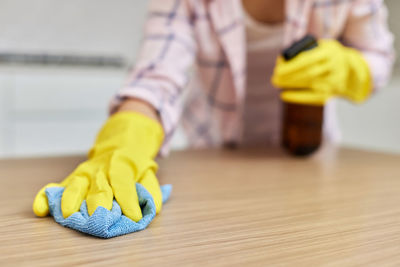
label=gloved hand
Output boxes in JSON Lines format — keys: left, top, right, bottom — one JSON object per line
{"left": 272, "top": 39, "right": 372, "bottom": 105}
{"left": 33, "top": 111, "right": 164, "bottom": 222}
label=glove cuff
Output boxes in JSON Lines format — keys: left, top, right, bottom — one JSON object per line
{"left": 89, "top": 111, "right": 164, "bottom": 159}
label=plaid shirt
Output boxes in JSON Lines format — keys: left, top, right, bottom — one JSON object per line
{"left": 110, "top": 0, "right": 394, "bottom": 155}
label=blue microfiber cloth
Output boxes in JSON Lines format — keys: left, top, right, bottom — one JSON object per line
{"left": 45, "top": 184, "right": 172, "bottom": 238}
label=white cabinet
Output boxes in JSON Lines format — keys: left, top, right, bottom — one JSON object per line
{"left": 337, "top": 76, "right": 400, "bottom": 153}
{"left": 1, "top": 66, "right": 399, "bottom": 158}
{"left": 0, "top": 74, "right": 12, "bottom": 156}
{"left": 13, "top": 71, "right": 119, "bottom": 111}
{"left": 0, "top": 67, "right": 126, "bottom": 157}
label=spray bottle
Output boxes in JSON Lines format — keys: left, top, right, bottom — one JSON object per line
{"left": 280, "top": 35, "right": 324, "bottom": 156}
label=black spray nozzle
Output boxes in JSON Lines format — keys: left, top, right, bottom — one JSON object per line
{"left": 282, "top": 35, "right": 318, "bottom": 61}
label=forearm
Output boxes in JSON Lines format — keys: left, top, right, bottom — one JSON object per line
{"left": 117, "top": 98, "right": 162, "bottom": 126}
{"left": 110, "top": 0, "right": 197, "bottom": 156}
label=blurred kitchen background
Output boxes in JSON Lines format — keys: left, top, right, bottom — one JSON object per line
{"left": 0, "top": 0, "right": 399, "bottom": 158}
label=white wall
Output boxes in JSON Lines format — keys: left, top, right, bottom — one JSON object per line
{"left": 0, "top": 67, "right": 125, "bottom": 157}
{"left": 0, "top": 0, "right": 150, "bottom": 157}
{"left": 337, "top": 77, "right": 400, "bottom": 153}
{"left": 0, "top": 0, "right": 399, "bottom": 157}
{"left": 0, "top": 0, "right": 149, "bottom": 63}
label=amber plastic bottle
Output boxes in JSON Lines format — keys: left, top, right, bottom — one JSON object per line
{"left": 280, "top": 35, "right": 323, "bottom": 156}
{"left": 282, "top": 102, "right": 324, "bottom": 156}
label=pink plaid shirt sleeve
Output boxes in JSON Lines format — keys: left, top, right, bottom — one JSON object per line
{"left": 341, "top": 0, "right": 395, "bottom": 90}
{"left": 109, "top": 0, "right": 196, "bottom": 155}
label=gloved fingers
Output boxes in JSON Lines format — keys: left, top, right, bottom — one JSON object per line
{"left": 272, "top": 55, "right": 330, "bottom": 90}
{"left": 32, "top": 182, "right": 63, "bottom": 217}
{"left": 60, "top": 160, "right": 93, "bottom": 187}
{"left": 280, "top": 90, "right": 331, "bottom": 106}
{"left": 86, "top": 168, "right": 113, "bottom": 216}
{"left": 272, "top": 63, "right": 331, "bottom": 90}
{"left": 138, "top": 169, "right": 163, "bottom": 214}
{"left": 308, "top": 79, "right": 329, "bottom": 94}
{"left": 274, "top": 48, "right": 328, "bottom": 77}
{"left": 61, "top": 175, "right": 90, "bottom": 218}
{"left": 277, "top": 62, "right": 331, "bottom": 86}
{"left": 108, "top": 151, "right": 143, "bottom": 222}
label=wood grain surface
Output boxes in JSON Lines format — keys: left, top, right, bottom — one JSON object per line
{"left": 0, "top": 147, "right": 399, "bottom": 266}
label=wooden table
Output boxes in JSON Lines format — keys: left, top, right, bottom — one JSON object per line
{"left": 1, "top": 147, "right": 399, "bottom": 266}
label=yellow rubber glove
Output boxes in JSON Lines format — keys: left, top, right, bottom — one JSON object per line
{"left": 272, "top": 39, "right": 372, "bottom": 105}
{"left": 33, "top": 112, "right": 164, "bottom": 222}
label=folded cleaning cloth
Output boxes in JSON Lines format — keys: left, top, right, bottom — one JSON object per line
{"left": 45, "top": 184, "right": 172, "bottom": 238}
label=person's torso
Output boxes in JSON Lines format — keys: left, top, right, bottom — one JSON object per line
{"left": 181, "top": 0, "right": 345, "bottom": 148}
{"left": 242, "top": 4, "right": 285, "bottom": 147}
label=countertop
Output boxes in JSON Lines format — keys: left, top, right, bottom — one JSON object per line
{"left": 1, "top": 147, "right": 399, "bottom": 266}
